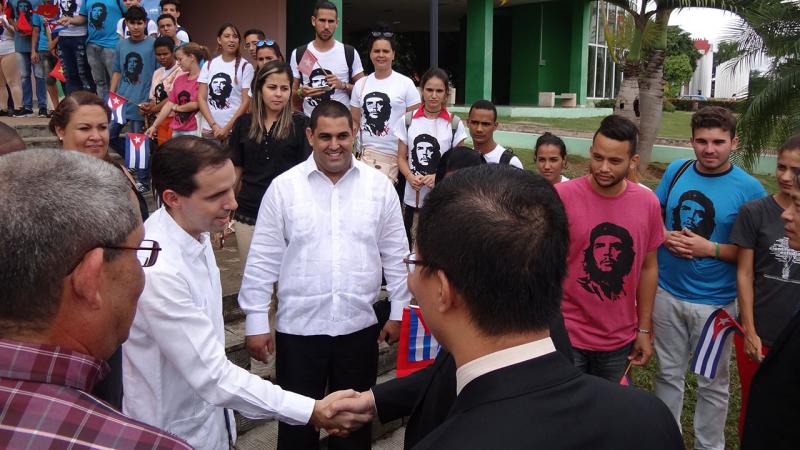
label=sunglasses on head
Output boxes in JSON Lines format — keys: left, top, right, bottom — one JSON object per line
{"left": 257, "top": 39, "right": 276, "bottom": 48}
{"left": 371, "top": 31, "right": 394, "bottom": 38}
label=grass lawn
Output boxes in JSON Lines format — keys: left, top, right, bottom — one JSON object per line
{"left": 494, "top": 111, "right": 694, "bottom": 140}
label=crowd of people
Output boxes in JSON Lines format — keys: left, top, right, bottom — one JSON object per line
{"left": 1, "top": 0, "right": 799, "bottom": 449}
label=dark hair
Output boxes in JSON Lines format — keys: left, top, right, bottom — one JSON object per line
{"left": 310, "top": 99, "right": 353, "bottom": 130}
{"left": 434, "top": 146, "right": 485, "bottom": 183}
{"left": 535, "top": 132, "right": 567, "bottom": 159}
{"left": 594, "top": 115, "right": 639, "bottom": 156}
{"left": 156, "top": 13, "right": 176, "bottom": 25}
{"left": 370, "top": 22, "right": 396, "bottom": 52}
{"left": 0, "top": 122, "right": 25, "bottom": 156}
{"left": 417, "top": 165, "right": 568, "bottom": 336}
{"left": 151, "top": 136, "right": 231, "bottom": 199}
{"left": 216, "top": 23, "right": 244, "bottom": 83}
{"left": 124, "top": 5, "right": 148, "bottom": 22}
{"left": 779, "top": 134, "right": 800, "bottom": 155}
{"left": 420, "top": 67, "right": 450, "bottom": 96}
{"left": 468, "top": 99, "right": 497, "bottom": 122}
{"left": 691, "top": 106, "right": 737, "bottom": 139}
{"left": 49, "top": 91, "right": 110, "bottom": 135}
{"left": 154, "top": 36, "right": 175, "bottom": 52}
{"left": 250, "top": 61, "right": 295, "bottom": 142}
{"left": 256, "top": 40, "right": 284, "bottom": 62}
{"left": 159, "top": 0, "right": 181, "bottom": 12}
{"left": 313, "top": 0, "right": 338, "bottom": 17}
{"left": 243, "top": 28, "right": 265, "bottom": 40}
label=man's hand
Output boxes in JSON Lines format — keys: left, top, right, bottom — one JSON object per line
{"left": 628, "top": 332, "right": 653, "bottom": 366}
{"left": 663, "top": 230, "right": 693, "bottom": 259}
{"left": 409, "top": 173, "right": 425, "bottom": 191}
{"left": 300, "top": 85, "right": 328, "bottom": 98}
{"left": 324, "top": 390, "right": 376, "bottom": 437}
{"left": 744, "top": 331, "right": 764, "bottom": 362}
{"left": 31, "top": 51, "right": 40, "bottom": 64}
{"left": 245, "top": 333, "right": 274, "bottom": 363}
{"left": 139, "top": 102, "right": 154, "bottom": 114}
{"left": 309, "top": 390, "right": 371, "bottom": 436}
{"left": 324, "top": 73, "right": 344, "bottom": 90}
{"left": 677, "top": 228, "right": 715, "bottom": 258}
{"left": 421, "top": 174, "right": 436, "bottom": 189}
{"left": 378, "top": 320, "right": 401, "bottom": 344}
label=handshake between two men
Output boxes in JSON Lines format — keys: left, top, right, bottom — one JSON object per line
{"left": 311, "top": 389, "right": 378, "bottom": 437}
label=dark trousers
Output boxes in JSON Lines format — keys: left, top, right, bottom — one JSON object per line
{"left": 276, "top": 325, "right": 379, "bottom": 450}
{"left": 57, "top": 35, "right": 96, "bottom": 95}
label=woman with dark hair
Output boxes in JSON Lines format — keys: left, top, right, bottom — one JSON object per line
{"left": 255, "top": 38, "right": 284, "bottom": 69}
{"left": 228, "top": 61, "right": 310, "bottom": 264}
{"left": 48, "top": 90, "right": 150, "bottom": 410}
{"left": 730, "top": 135, "right": 800, "bottom": 436}
{"left": 198, "top": 23, "right": 253, "bottom": 142}
{"left": 396, "top": 67, "right": 466, "bottom": 246}
{"left": 434, "top": 146, "right": 486, "bottom": 184}
{"left": 536, "top": 132, "right": 569, "bottom": 184}
{"left": 349, "top": 28, "right": 420, "bottom": 184}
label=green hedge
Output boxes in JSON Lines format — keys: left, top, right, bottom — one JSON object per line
{"left": 667, "top": 98, "right": 744, "bottom": 113}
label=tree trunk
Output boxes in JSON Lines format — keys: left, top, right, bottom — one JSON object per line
{"left": 637, "top": 47, "right": 666, "bottom": 171}
{"left": 614, "top": 62, "right": 641, "bottom": 127}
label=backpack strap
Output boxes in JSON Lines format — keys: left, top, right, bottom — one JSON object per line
{"left": 662, "top": 159, "right": 695, "bottom": 221}
{"left": 499, "top": 148, "right": 515, "bottom": 165}
{"left": 404, "top": 110, "right": 414, "bottom": 133}
{"left": 344, "top": 44, "right": 355, "bottom": 82}
{"left": 450, "top": 115, "right": 462, "bottom": 146}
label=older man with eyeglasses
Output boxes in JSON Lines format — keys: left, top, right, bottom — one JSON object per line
{"left": 0, "top": 149, "right": 188, "bottom": 449}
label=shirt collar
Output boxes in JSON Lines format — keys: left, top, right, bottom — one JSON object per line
{"left": 300, "top": 153, "right": 360, "bottom": 183}
{"left": 0, "top": 339, "right": 110, "bottom": 392}
{"left": 455, "top": 337, "right": 556, "bottom": 394}
{"left": 158, "top": 207, "right": 209, "bottom": 259}
{"left": 412, "top": 105, "right": 452, "bottom": 121}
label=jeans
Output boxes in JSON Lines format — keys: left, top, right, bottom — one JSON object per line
{"left": 57, "top": 35, "right": 95, "bottom": 94}
{"left": 110, "top": 119, "right": 147, "bottom": 185}
{"left": 86, "top": 43, "right": 115, "bottom": 100}
{"left": 572, "top": 341, "right": 633, "bottom": 382}
{"left": 652, "top": 286, "right": 735, "bottom": 450}
{"left": 17, "top": 52, "right": 46, "bottom": 109}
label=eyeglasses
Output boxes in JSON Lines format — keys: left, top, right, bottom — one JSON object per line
{"left": 257, "top": 39, "right": 276, "bottom": 48}
{"left": 371, "top": 31, "right": 394, "bottom": 38}
{"left": 402, "top": 252, "right": 428, "bottom": 273}
{"left": 104, "top": 239, "right": 162, "bottom": 268}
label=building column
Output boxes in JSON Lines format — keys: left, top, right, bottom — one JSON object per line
{"left": 465, "top": 0, "right": 493, "bottom": 104}
{"left": 331, "top": 0, "right": 343, "bottom": 41}
{"left": 568, "top": 0, "right": 590, "bottom": 106}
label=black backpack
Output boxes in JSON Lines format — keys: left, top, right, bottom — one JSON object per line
{"left": 294, "top": 43, "right": 356, "bottom": 84}
{"left": 499, "top": 148, "right": 515, "bottom": 165}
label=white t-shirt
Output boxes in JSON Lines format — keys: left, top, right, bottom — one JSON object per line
{"left": 350, "top": 71, "right": 420, "bottom": 156}
{"left": 175, "top": 28, "right": 189, "bottom": 42}
{"left": 116, "top": 18, "right": 158, "bottom": 39}
{"left": 57, "top": 0, "right": 88, "bottom": 38}
{"left": 290, "top": 40, "right": 364, "bottom": 117}
{"left": 394, "top": 109, "right": 468, "bottom": 208}
{"left": 0, "top": 16, "right": 14, "bottom": 56}
{"left": 198, "top": 56, "right": 253, "bottom": 131}
{"left": 482, "top": 144, "right": 523, "bottom": 169}
{"left": 560, "top": 175, "right": 570, "bottom": 183}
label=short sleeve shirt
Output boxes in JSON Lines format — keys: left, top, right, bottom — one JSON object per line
{"left": 31, "top": 12, "right": 50, "bottom": 52}
{"left": 290, "top": 40, "right": 364, "bottom": 117}
{"left": 394, "top": 108, "right": 468, "bottom": 208}
{"left": 556, "top": 177, "right": 665, "bottom": 351}
{"left": 482, "top": 144, "right": 523, "bottom": 169}
{"left": 9, "top": 0, "right": 42, "bottom": 52}
{"left": 350, "top": 71, "right": 420, "bottom": 156}
{"left": 656, "top": 160, "right": 767, "bottom": 304}
{"left": 149, "top": 64, "right": 182, "bottom": 103}
{"left": 730, "top": 196, "right": 800, "bottom": 346}
{"left": 115, "top": 18, "right": 157, "bottom": 39}
{"left": 113, "top": 36, "right": 156, "bottom": 121}
{"left": 57, "top": 0, "right": 87, "bottom": 37}
{"left": 198, "top": 56, "right": 253, "bottom": 131}
{"left": 80, "top": 0, "right": 124, "bottom": 48}
{"left": 167, "top": 73, "right": 198, "bottom": 131}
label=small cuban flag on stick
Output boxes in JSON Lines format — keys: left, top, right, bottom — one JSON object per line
{"left": 691, "top": 308, "right": 744, "bottom": 379}
{"left": 396, "top": 305, "right": 441, "bottom": 378}
{"left": 297, "top": 48, "right": 320, "bottom": 77}
{"left": 108, "top": 92, "right": 127, "bottom": 125}
{"left": 125, "top": 133, "right": 150, "bottom": 170}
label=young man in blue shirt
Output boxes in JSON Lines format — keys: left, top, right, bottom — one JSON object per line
{"left": 653, "top": 106, "right": 767, "bottom": 450}
{"left": 110, "top": 5, "right": 154, "bottom": 191}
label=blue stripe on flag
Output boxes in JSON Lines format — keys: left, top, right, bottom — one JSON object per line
{"left": 408, "top": 311, "right": 419, "bottom": 362}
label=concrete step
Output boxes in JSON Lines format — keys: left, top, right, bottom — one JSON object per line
{"left": 10, "top": 123, "right": 52, "bottom": 139}
{"left": 23, "top": 136, "right": 61, "bottom": 149}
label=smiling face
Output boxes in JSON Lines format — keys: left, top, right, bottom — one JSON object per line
{"left": 307, "top": 116, "right": 353, "bottom": 184}
{"left": 536, "top": 144, "right": 566, "bottom": 184}
{"left": 56, "top": 104, "right": 110, "bottom": 159}
{"left": 370, "top": 38, "right": 394, "bottom": 72}
{"left": 261, "top": 72, "right": 291, "bottom": 113}
{"left": 170, "top": 160, "right": 238, "bottom": 238}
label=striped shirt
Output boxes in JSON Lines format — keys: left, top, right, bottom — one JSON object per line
{"left": 0, "top": 339, "right": 193, "bottom": 450}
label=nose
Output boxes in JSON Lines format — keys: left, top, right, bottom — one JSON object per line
{"left": 226, "top": 191, "right": 238, "bottom": 211}
{"left": 782, "top": 207, "right": 793, "bottom": 223}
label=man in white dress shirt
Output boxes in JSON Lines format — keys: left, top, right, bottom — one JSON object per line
{"left": 239, "top": 100, "right": 411, "bottom": 449}
{"left": 122, "top": 135, "right": 365, "bottom": 450}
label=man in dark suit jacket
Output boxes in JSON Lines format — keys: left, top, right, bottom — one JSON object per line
{"left": 329, "top": 166, "right": 683, "bottom": 449}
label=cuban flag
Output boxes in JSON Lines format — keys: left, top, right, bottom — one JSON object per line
{"left": 108, "top": 92, "right": 127, "bottom": 125}
{"left": 125, "top": 133, "right": 150, "bottom": 170}
{"left": 48, "top": 20, "right": 65, "bottom": 36}
{"left": 691, "top": 309, "right": 743, "bottom": 379}
{"left": 396, "top": 305, "right": 441, "bottom": 377}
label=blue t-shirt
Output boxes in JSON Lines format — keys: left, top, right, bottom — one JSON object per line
{"left": 140, "top": 0, "right": 160, "bottom": 23}
{"left": 31, "top": 13, "right": 51, "bottom": 52}
{"left": 9, "top": 0, "right": 42, "bottom": 52}
{"left": 656, "top": 159, "right": 767, "bottom": 305}
{"left": 113, "top": 36, "right": 155, "bottom": 121}
{"left": 80, "top": 0, "right": 124, "bottom": 48}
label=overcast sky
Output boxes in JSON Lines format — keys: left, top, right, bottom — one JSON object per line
{"left": 668, "top": 8, "right": 743, "bottom": 48}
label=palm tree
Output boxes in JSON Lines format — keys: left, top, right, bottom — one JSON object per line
{"left": 603, "top": 0, "right": 738, "bottom": 170}
{"left": 729, "top": 0, "right": 800, "bottom": 170}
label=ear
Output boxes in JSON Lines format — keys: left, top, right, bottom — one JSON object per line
{"left": 310, "top": 15, "right": 316, "bottom": 27}
{"left": 731, "top": 136, "right": 740, "bottom": 150}
{"left": 55, "top": 126, "right": 66, "bottom": 141}
{"left": 161, "top": 188, "right": 181, "bottom": 209}
{"left": 68, "top": 247, "right": 104, "bottom": 311}
{"left": 630, "top": 154, "right": 640, "bottom": 170}
{"left": 306, "top": 127, "right": 314, "bottom": 146}
{"left": 435, "top": 269, "right": 456, "bottom": 314}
